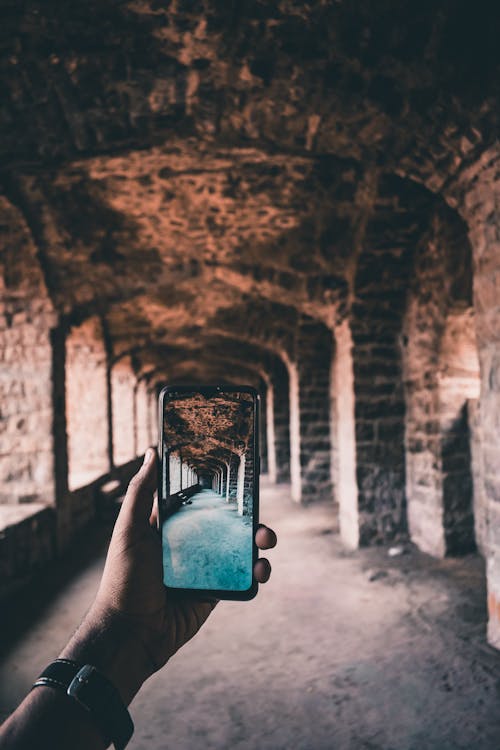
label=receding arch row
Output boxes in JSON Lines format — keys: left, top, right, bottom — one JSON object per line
{"left": 1, "top": 171, "right": 483, "bottom": 573}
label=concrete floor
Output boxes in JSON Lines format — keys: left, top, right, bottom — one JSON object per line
{"left": 162, "top": 489, "right": 253, "bottom": 590}
{"left": 2, "top": 480, "right": 500, "bottom": 749}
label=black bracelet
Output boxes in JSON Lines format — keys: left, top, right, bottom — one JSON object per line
{"left": 32, "top": 658, "right": 134, "bottom": 750}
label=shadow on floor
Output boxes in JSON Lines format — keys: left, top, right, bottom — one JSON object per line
{"left": 0, "top": 517, "right": 114, "bottom": 659}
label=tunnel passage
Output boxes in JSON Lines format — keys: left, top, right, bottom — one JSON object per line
{"left": 2, "top": 0, "right": 500, "bottom": 646}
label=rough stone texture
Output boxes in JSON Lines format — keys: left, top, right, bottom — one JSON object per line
{"left": 4, "top": 0, "right": 500, "bottom": 645}
{"left": 111, "top": 356, "right": 137, "bottom": 465}
{"left": 0, "top": 197, "right": 58, "bottom": 506}
{"left": 0, "top": 505, "right": 55, "bottom": 600}
{"left": 469, "top": 398, "right": 488, "bottom": 557}
{"left": 333, "top": 320, "right": 358, "bottom": 549}
{"left": 297, "top": 317, "right": 333, "bottom": 504}
{"left": 4, "top": 483, "right": 500, "bottom": 750}
{"left": 349, "top": 179, "right": 425, "bottom": 545}
{"left": 439, "top": 309, "right": 480, "bottom": 554}
{"left": 402, "top": 209, "right": 479, "bottom": 557}
{"left": 0, "top": 457, "right": 142, "bottom": 596}
{"left": 456, "top": 156, "right": 500, "bottom": 649}
{"left": 135, "top": 379, "right": 151, "bottom": 455}
{"left": 66, "top": 316, "right": 109, "bottom": 489}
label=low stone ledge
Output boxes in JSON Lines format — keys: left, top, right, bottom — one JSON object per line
{"left": 0, "top": 456, "right": 144, "bottom": 600}
{"left": 0, "top": 504, "right": 56, "bottom": 601}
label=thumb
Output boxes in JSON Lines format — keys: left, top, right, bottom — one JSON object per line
{"left": 119, "top": 447, "right": 158, "bottom": 526}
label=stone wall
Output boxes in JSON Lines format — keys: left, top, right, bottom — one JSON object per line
{"left": 297, "top": 317, "right": 333, "bottom": 504}
{"left": 439, "top": 310, "right": 480, "bottom": 554}
{"left": 66, "top": 317, "right": 109, "bottom": 489}
{"left": 271, "top": 359, "right": 291, "bottom": 485}
{"left": 402, "top": 208, "right": 478, "bottom": 557}
{"left": 111, "top": 356, "right": 136, "bottom": 465}
{"left": 468, "top": 398, "right": 488, "bottom": 557}
{"left": 135, "top": 379, "right": 151, "bottom": 455}
{"left": 349, "top": 190, "right": 417, "bottom": 545}
{"left": 4, "top": 0, "right": 500, "bottom": 647}
{"left": 456, "top": 151, "right": 500, "bottom": 648}
{"left": 0, "top": 198, "right": 58, "bottom": 506}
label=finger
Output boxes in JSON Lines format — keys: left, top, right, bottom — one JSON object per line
{"left": 149, "top": 491, "right": 159, "bottom": 528}
{"left": 119, "top": 447, "right": 158, "bottom": 526}
{"left": 254, "top": 557, "right": 271, "bottom": 583}
{"left": 255, "top": 525, "right": 277, "bottom": 550}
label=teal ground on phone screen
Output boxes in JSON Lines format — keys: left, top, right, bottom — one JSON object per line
{"left": 162, "top": 489, "right": 253, "bottom": 591}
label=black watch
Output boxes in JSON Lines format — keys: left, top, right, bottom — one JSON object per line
{"left": 32, "top": 658, "right": 134, "bottom": 750}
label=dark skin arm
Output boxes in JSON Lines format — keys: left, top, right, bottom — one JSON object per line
{"left": 0, "top": 448, "right": 277, "bottom": 749}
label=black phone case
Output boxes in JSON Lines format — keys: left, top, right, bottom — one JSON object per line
{"left": 158, "top": 384, "right": 260, "bottom": 601}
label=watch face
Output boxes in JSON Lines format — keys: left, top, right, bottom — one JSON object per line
{"left": 68, "top": 665, "right": 116, "bottom": 707}
{"left": 67, "top": 664, "right": 96, "bottom": 706}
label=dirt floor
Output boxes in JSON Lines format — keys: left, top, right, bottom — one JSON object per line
{"left": 162, "top": 488, "right": 253, "bottom": 590}
{"left": 2, "top": 480, "right": 500, "bottom": 749}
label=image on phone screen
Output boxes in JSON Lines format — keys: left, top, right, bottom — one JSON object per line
{"left": 160, "top": 388, "right": 257, "bottom": 593}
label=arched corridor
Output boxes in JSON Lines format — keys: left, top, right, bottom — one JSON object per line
{"left": 3, "top": 1, "right": 500, "bottom": 745}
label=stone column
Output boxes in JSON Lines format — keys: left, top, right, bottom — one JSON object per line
{"left": 282, "top": 353, "right": 301, "bottom": 502}
{"left": 333, "top": 320, "right": 359, "bottom": 549}
{"left": 225, "top": 461, "right": 231, "bottom": 501}
{"left": 0, "top": 199, "right": 60, "bottom": 507}
{"left": 261, "top": 372, "right": 277, "bottom": 483}
{"left": 148, "top": 387, "right": 158, "bottom": 446}
{"left": 296, "top": 317, "right": 333, "bottom": 504}
{"left": 111, "top": 356, "right": 136, "bottom": 466}
{"left": 457, "top": 149, "right": 500, "bottom": 648}
{"left": 272, "top": 358, "right": 291, "bottom": 484}
{"left": 236, "top": 453, "right": 246, "bottom": 515}
{"left": 135, "top": 379, "right": 150, "bottom": 456}
{"left": 66, "top": 317, "right": 109, "bottom": 489}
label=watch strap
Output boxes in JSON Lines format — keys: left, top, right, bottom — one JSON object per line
{"left": 32, "top": 659, "right": 134, "bottom": 750}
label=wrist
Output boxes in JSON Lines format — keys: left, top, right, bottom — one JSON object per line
{"left": 59, "top": 606, "right": 152, "bottom": 706}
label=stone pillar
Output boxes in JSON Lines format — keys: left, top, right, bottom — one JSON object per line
{"left": 272, "top": 358, "right": 291, "bottom": 484}
{"left": 349, "top": 241, "right": 412, "bottom": 546}
{"left": 236, "top": 453, "right": 246, "bottom": 515}
{"left": 403, "top": 282, "right": 445, "bottom": 557}
{"left": 135, "top": 379, "right": 150, "bottom": 456}
{"left": 282, "top": 354, "right": 301, "bottom": 502}
{"left": 468, "top": 399, "right": 487, "bottom": 556}
{"left": 261, "top": 373, "right": 277, "bottom": 483}
{"left": 229, "top": 455, "right": 238, "bottom": 500}
{"left": 259, "top": 381, "right": 268, "bottom": 475}
{"left": 0, "top": 199, "right": 60, "bottom": 507}
{"left": 225, "top": 461, "right": 231, "bottom": 501}
{"left": 457, "top": 150, "right": 500, "bottom": 647}
{"left": 111, "top": 357, "right": 136, "bottom": 466}
{"left": 169, "top": 452, "right": 181, "bottom": 494}
{"left": 66, "top": 317, "right": 109, "bottom": 489}
{"left": 334, "top": 320, "right": 359, "bottom": 549}
{"left": 438, "top": 310, "right": 479, "bottom": 554}
{"left": 402, "top": 216, "right": 479, "bottom": 557}
{"left": 296, "top": 317, "right": 333, "bottom": 504}
{"left": 182, "top": 462, "right": 189, "bottom": 490}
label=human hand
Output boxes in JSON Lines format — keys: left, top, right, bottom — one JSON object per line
{"left": 61, "top": 448, "right": 277, "bottom": 704}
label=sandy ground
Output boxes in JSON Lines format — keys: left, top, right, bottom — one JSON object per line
{"left": 162, "top": 489, "right": 253, "bottom": 590}
{"left": 2, "top": 480, "right": 500, "bottom": 749}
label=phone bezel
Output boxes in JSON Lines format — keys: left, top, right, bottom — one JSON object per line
{"left": 157, "top": 383, "right": 260, "bottom": 601}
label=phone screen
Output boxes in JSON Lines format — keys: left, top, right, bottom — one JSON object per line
{"left": 159, "top": 386, "right": 258, "bottom": 596}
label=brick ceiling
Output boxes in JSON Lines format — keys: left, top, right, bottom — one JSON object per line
{"left": 1, "top": 0, "right": 494, "bottom": 382}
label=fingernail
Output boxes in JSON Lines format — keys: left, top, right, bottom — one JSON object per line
{"left": 143, "top": 448, "right": 154, "bottom": 465}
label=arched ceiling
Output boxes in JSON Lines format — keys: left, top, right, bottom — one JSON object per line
{"left": 1, "top": 1, "right": 491, "bottom": 382}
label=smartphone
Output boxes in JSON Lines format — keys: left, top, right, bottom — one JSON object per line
{"left": 158, "top": 385, "right": 260, "bottom": 600}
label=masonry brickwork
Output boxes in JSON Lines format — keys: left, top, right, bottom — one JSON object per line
{"left": 3, "top": 1, "right": 500, "bottom": 647}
